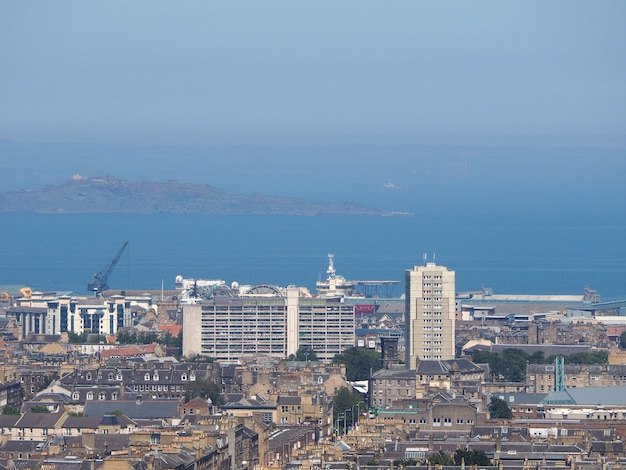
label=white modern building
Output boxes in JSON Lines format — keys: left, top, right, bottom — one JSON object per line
{"left": 405, "top": 260, "right": 456, "bottom": 366}
{"left": 182, "top": 286, "right": 355, "bottom": 363}
{"left": 10, "top": 292, "right": 138, "bottom": 336}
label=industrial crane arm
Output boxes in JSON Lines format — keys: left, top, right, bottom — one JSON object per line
{"left": 88, "top": 241, "right": 128, "bottom": 295}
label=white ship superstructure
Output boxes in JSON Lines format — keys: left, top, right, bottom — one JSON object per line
{"left": 315, "top": 254, "right": 361, "bottom": 298}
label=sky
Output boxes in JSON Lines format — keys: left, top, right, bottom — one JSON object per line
{"left": 0, "top": 2, "right": 625, "bottom": 297}
{"left": 1, "top": 1, "right": 625, "bottom": 146}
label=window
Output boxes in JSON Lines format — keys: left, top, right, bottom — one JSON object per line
{"left": 98, "top": 392, "right": 106, "bottom": 400}
{"left": 86, "top": 392, "right": 94, "bottom": 400}
{"left": 72, "top": 392, "right": 79, "bottom": 400}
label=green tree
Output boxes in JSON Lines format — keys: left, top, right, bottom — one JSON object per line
{"left": 332, "top": 386, "right": 365, "bottom": 431}
{"left": 68, "top": 331, "right": 89, "bottom": 344}
{"left": 160, "top": 331, "right": 183, "bottom": 348}
{"left": 453, "top": 449, "right": 491, "bottom": 466}
{"left": 2, "top": 405, "right": 20, "bottom": 415}
{"left": 287, "top": 346, "right": 318, "bottom": 362}
{"left": 528, "top": 350, "right": 545, "bottom": 364}
{"left": 470, "top": 349, "right": 529, "bottom": 382}
{"left": 333, "top": 347, "right": 382, "bottom": 381}
{"left": 185, "top": 379, "right": 224, "bottom": 406}
{"left": 30, "top": 405, "right": 51, "bottom": 413}
{"left": 489, "top": 396, "right": 513, "bottom": 419}
{"left": 393, "top": 458, "right": 420, "bottom": 467}
{"left": 428, "top": 451, "right": 454, "bottom": 466}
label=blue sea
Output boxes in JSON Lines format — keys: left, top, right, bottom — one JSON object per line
{"left": 0, "top": 212, "right": 624, "bottom": 301}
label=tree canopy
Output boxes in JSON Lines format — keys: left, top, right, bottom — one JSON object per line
{"left": 67, "top": 331, "right": 107, "bottom": 344}
{"left": 30, "top": 405, "right": 51, "bottom": 413}
{"left": 184, "top": 379, "right": 224, "bottom": 406}
{"left": 453, "top": 449, "right": 491, "bottom": 466}
{"left": 428, "top": 449, "right": 490, "bottom": 466}
{"left": 287, "top": 346, "right": 318, "bottom": 362}
{"left": 332, "top": 386, "right": 365, "bottom": 431}
{"left": 470, "top": 348, "right": 608, "bottom": 382}
{"left": 116, "top": 330, "right": 182, "bottom": 348}
{"left": 2, "top": 405, "right": 20, "bottom": 415}
{"left": 428, "top": 451, "right": 454, "bottom": 466}
{"left": 333, "top": 347, "right": 381, "bottom": 381}
{"left": 489, "top": 396, "right": 513, "bottom": 419}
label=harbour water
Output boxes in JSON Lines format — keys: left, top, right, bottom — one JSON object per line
{"left": 0, "top": 212, "right": 624, "bottom": 300}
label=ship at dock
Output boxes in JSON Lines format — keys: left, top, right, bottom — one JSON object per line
{"left": 315, "top": 253, "right": 400, "bottom": 299}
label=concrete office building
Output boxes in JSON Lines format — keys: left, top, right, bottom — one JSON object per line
{"left": 405, "top": 260, "right": 456, "bottom": 366}
{"left": 183, "top": 286, "right": 355, "bottom": 363}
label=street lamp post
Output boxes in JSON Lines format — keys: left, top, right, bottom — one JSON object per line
{"left": 344, "top": 408, "right": 352, "bottom": 435}
{"left": 352, "top": 401, "right": 365, "bottom": 428}
{"left": 335, "top": 413, "right": 345, "bottom": 438}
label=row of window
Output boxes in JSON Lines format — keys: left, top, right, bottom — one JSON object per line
{"left": 82, "top": 371, "right": 195, "bottom": 381}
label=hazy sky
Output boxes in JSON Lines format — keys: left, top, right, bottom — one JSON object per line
{"left": 1, "top": 1, "right": 625, "bottom": 145}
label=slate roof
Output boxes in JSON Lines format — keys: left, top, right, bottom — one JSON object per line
{"left": 447, "top": 357, "right": 485, "bottom": 372}
{"left": 38, "top": 457, "right": 104, "bottom": 469}
{"left": 543, "top": 385, "right": 626, "bottom": 405}
{"left": 83, "top": 399, "right": 179, "bottom": 419}
{"left": 0, "top": 415, "right": 20, "bottom": 428}
{"left": 0, "top": 440, "right": 42, "bottom": 452}
{"left": 370, "top": 366, "right": 416, "bottom": 380}
{"left": 63, "top": 434, "right": 131, "bottom": 454}
{"left": 277, "top": 396, "right": 301, "bottom": 405}
{"left": 0, "top": 458, "right": 43, "bottom": 470}
{"left": 15, "top": 411, "right": 65, "bottom": 429}
{"left": 140, "top": 447, "right": 196, "bottom": 469}
{"left": 416, "top": 360, "right": 450, "bottom": 374}
{"left": 62, "top": 415, "right": 102, "bottom": 429}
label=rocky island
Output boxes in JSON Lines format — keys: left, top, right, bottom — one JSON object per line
{"left": 0, "top": 174, "right": 392, "bottom": 215}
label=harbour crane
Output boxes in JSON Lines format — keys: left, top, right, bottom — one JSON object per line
{"left": 88, "top": 241, "right": 128, "bottom": 297}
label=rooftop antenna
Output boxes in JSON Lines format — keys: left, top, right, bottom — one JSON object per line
{"left": 433, "top": 253, "right": 436, "bottom": 265}
{"left": 423, "top": 253, "right": 427, "bottom": 266}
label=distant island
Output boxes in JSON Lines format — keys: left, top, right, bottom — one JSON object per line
{"left": 0, "top": 174, "right": 400, "bottom": 216}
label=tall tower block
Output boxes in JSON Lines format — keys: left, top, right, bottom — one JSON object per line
{"left": 405, "top": 260, "right": 456, "bottom": 368}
